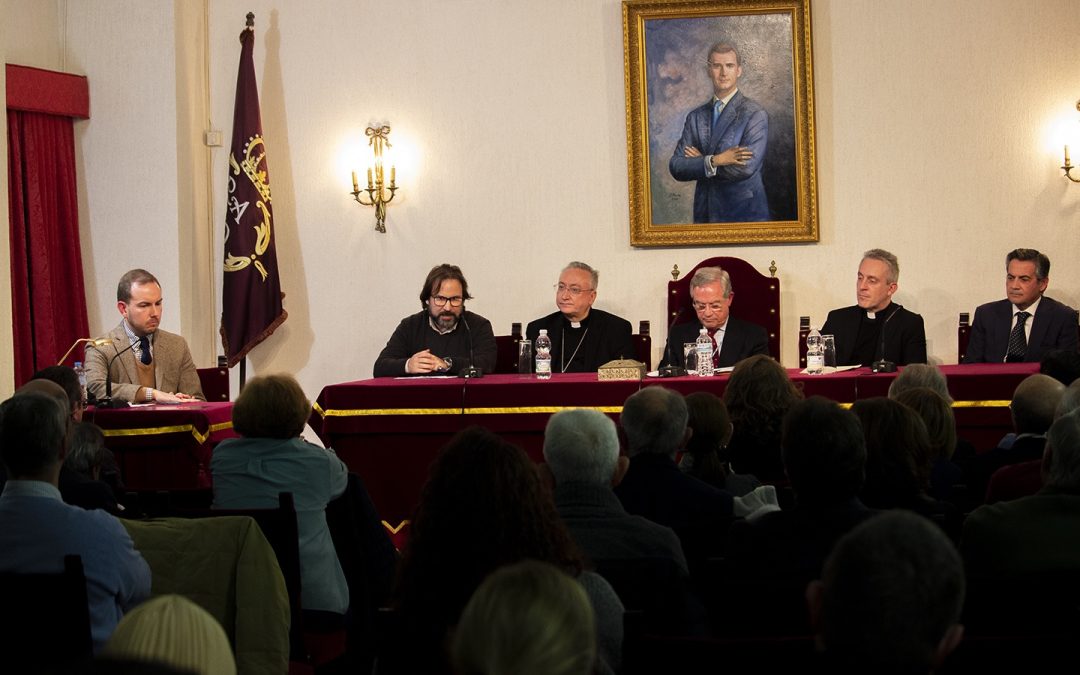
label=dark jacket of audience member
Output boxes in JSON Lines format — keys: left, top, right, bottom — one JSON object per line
{"left": 727, "top": 396, "right": 875, "bottom": 581}
{"left": 389, "top": 427, "right": 623, "bottom": 675}
{"left": 680, "top": 391, "right": 761, "bottom": 496}
{"left": 722, "top": 354, "right": 804, "bottom": 483}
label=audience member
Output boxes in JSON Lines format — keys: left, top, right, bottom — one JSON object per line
{"left": 681, "top": 391, "right": 761, "bottom": 495}
{"left": 722, "top": 354, "right": 804, "bottom": 482}
{"left": 60, "top": 422, "right": 121, "bottom": 514}
{"left": 887, "top": 363, "right": 952, "bottom": 403}
{"left": 808, "top": 511, "right": 965, "bottom": 674}
{"left": 958, "top": 373, "right": 1065, "bottom": 502}
{"left": 103, "top": 594, "right": 236, "bottom": 675}
{"left": 0, "top": 389, "right": 150, "bottom": 652}
{"left": 892, "top": 388, "right": 966, "bottom": 504}
{"left": 727, "top": 396, "right": 874, "bottom": 581}
{"left": 851, "top": 398, "right": 962, "bottom": 540}
{"left": 451, "top": 560, "right": 596, "bottom": 675}
{"left": 1040, "top": 348, "right": 1080, "bottom": 386}
{"left": 390, "top": 427, "right": 623, "bottom": 675}
{"left": 962, "top": 410, "right": 1080, "bottom": 577}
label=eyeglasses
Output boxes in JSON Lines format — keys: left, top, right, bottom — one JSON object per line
{"left": 431, "top": 295, "right": 464, "bottom": 307}
{"left": 692, "top": 301, "right": 727, "bottom": 312}
{"left": 554, "top": 284, "right": 594, "bottom": 296}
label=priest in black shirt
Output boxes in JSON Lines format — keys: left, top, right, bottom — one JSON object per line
{"left": 525, "top": 262, "right": 634, "bottom": 373}
{"left": 821, "top": 249, "right": 927, "bottom": 367}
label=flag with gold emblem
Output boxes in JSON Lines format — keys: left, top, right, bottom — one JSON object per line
{"left": 220, "top": 12, "right": 287, "bottom": 367}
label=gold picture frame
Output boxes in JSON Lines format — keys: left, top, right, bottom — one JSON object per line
{"left": 624, "top": 0, "right": 818, "bottom": 246}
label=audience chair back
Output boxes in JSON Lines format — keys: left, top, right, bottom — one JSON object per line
{"left": 0, "top": 554, "right": 92, "bottom": 669}
{"left": 667, "top": 257, "right": 780, "bottom": 361}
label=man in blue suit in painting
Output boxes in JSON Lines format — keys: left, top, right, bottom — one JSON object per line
{"left": 669, "top": 42, "right": 770, "bottom": 224}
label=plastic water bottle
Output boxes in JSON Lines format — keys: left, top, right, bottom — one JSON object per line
{"left": 535, "top": 329, "right": 552, "bottom": 380}
{"left": 806, "top": 329, "right": 824, "bottom": 374}
{"left": 73, "top": 361, "right": 88, "bottom": 403}
{"left": 695, "top": 328, "right": 714, "bottom": 377}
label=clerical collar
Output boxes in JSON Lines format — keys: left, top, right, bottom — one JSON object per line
{"left": 864, "top": 303, "right": 893, "bottom": 321}
{"left": 564, "top": 312, "right": 590, "bottom": 329}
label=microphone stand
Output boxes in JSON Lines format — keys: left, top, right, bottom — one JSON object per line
{"left": 871, "top": 304, "right": 900, "bottom": 374}
{"left": 658, "top": 307, "right": 687, "bottom": 378}
{"left": 458, "top": 314, "right": 484, "bottom": 379}
{"left": 94, "top": 339, "right": 140, "bottom": 408}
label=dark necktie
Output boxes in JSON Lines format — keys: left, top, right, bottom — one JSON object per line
{"left": 1005, "top": 311, "right": 1030, "bottom": 362}
{"left": 709, "top": 331, "right": 720, "bottom": 368}
{"left": 138, "top": 335, "right": 152, "bottom": 365}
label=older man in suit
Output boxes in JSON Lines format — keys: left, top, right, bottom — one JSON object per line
{"left": 85, "top": 269, "right": 204, "bottom": 404}
{"left": 661, "top": 266, "right": 768, "bottom": 371}
{"left": 963, "top": 249, "right": 1078, "bottom": 364}
{"left": 669, "top": 43, "right": 770, "bottom": 223}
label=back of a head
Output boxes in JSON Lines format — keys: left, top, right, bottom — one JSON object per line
{"left": 723, "top": 354, "right": 801, "bottom": 415}
{"left": 1011, "top": 373, "right": 1066, "bottom": 435}
{"left": 619, "top": 386, "right": 688, "bottom": 457}
{"left": 103, "top": 594, "right": 236, "bottom": 675}
{"left": 1055, "top": 379, "right": 1080, "bottom": 420}
{"left": 1040, "top": 349, "right": 1080, "bottom": 387}
{"left": 231, "top": 373, "right": 310, "bottom": 439}
{"left": 543, "top": 408, "right": 619, "bottom": 486}
{"left": 893, "top": 388, "right": 957, "bottom": 462}
{"left": 684, "top": 391, "right": 731, "bottom": 457}
{"left": 32, "top": 365, "right": 82, "bottom": 414}
{"left": 888, "top": 364, "right": 951, "bottom": 403}
{"left": 781, "top": 396, "right": 866, "bottom": 506}
{"left": 852, "top": 398, "right": 932, "bottom": 504}
{"left": 66, "top": 422, "right": 107, "bottom": 477}
{"left": 452, "top": 560, "right": 596, "bottom": 675}
{"left": 1044, "top": 409, "right": 1080, "bottom": 492}
{"left": 819, "top": 510, "right": 964, "bottom": 674}
{"left": 0, "top": 391, "right": 68, "bottom": 478}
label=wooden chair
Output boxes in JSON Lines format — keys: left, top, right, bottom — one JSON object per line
{"left": 633, "top": 320, "right": 652, "bottom": 370}
{"left": 798, "top": 316, "right": 811, "bottom": 369}
{"left": 0, "top": 554, "right": 92, "bottom": 669}
{"left": 958, "top": 312, "right": 972, "bottom": 363}
{"left": 666, "top": 258, "right": 781, "bottom": 362}
{"left": 197, "top": 364, "right": 230, "bottom": 401}
{"left": 492, "top": 322, "right": 523, "bottom": 374}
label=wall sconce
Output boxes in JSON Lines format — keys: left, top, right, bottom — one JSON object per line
{"left": 1061, "top": 101, "right": 1080, "bottom": 183}
{"left": 350, "top": 124, "right": 398, "bottom": 233}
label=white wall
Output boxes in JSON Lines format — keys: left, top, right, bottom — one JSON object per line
{"left": 6, "top": 0, "right": 1080, "bottom": 402}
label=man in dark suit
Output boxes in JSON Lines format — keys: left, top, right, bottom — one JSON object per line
{"left": 963, "top": 248, "right": 1078, "bottom": 363}
{"left": 668, "top": 43, "right": 770, "bottom": 223}
{"left": 526, "top": 262, "right": 634, "bottom": 373}
{"left": 661, "top": 266, "right": 769, "bottom": 370}
{"left": 85, "top": 269, "right": 205, "bottom": 404}
{"left": 822, "top": 249, "right": 926, "bottom": 367}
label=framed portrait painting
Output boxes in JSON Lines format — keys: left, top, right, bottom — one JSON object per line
{"left": 623, "top": 0, "right": 818, "bottom": 246}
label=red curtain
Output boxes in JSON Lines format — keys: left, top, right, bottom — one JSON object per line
{"left": 7, "top": 109, "right": 90, "bottom": 383}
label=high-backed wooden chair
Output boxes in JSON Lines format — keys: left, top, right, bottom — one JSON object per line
{"left": 0, "top": 555, "right": 92, "bottom": 670}
{"left": 798, "top": 316, "right": 811, "bottom": 369}
{"left": 633, "top": 320, "right": 652, "bottom": 370}
{"left": 666, "top": 258, "right": 780, "bottom": 362}
{"left": 197, "top": 365, "right": 230, "bottom": 401}
{"left": 958, "top": 312, "right": 972, "bottom": 363}
{"left": 492, "top": 322, "right": 523, "bottom": 374}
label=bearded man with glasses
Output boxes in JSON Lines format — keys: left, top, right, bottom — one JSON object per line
{"left": 661, "top": 266, "right": 768, "bottom": 371}
{"left": 525, "top": 261, "right": 634, "bottom": 374}
{"left": 373, "top": 263, "right": 497, "bottom": 376}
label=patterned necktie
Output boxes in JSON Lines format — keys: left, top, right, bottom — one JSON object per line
{"left": 138, "top": 335, "right": 152, "bottom": 365}
{"left": 1005, "top": 311, "right": 1030, "bottom": 362}
{"left": 712, "top": 99, "right": 725, "bottom": 126}
{"left": 709, "top": 331, "right": 720, "bottom": 368}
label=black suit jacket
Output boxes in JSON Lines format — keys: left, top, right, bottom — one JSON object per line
{"left": 662, "top": 318, "right": 769, "bottom": 369}
{"left": 821, "top": 304, "right": 927, "bottom": 366}
{"left": 525, "top": 308, "right": 634, "bottom": 373}
{"left": 963, "top": 296, "right": 1079, "bottom": 363}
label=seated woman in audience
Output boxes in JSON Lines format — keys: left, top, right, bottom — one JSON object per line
{"left": 60, "top": 421, "right": 121, "bottom": 514}
{"left": 681, "top": 391, "right": 760, "bottom": 496}
{"left": 851, "top": 397, "right": 962, "bottom": 540}
{"left": 210, "top": 373, "right": 350, "bottom": 618}
{"left": 451, "top": 560, "right": 596, "bottom": 675}
{"left": 388, "top": 427, "right": 623, "bottom": 675}
{"left": 892, "top": 387, "right": 967, "bottom": 504}
{"left": 723, "top": 354, "right": 804, "bottom": 483}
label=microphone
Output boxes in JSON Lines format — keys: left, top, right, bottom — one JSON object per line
{"left": 95, "top": 338, "right": 140, "bottom": 408}
{"left": 658, "top": 307, "right": 687, "bottom": 378}
{"left": 458, "top": 314, "right": 484, "bottom": 379}
{"left": 871, "top": 304, "right": 901, "bottom": 374}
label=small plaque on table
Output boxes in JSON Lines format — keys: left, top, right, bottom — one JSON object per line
{"left": 597, "top": 359, "right": 646, "bottom": 381}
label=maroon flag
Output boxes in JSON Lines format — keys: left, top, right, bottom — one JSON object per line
{"left": 220, "top": 13, "right": 286, "bottom": 367}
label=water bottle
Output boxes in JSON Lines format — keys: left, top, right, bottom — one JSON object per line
{"left": 695, "top": 328, "right": 714, "bottom": 377}
{"left": 73, "top": 361, "right": 88, "bottom": 403}
{"left": 535, "top": 329, "right": 552, "bottom": 380}
{"left": 806, "top": 328, "right": 824, "bottom": 374}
